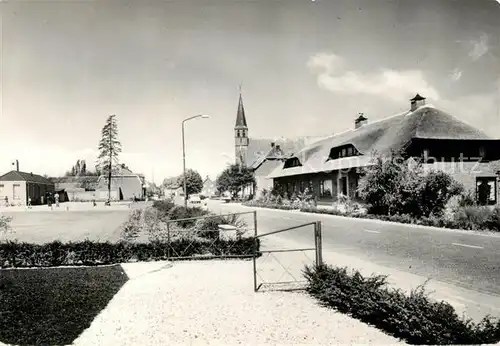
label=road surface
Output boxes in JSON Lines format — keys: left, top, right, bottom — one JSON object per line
{"left": 201, "top": 198, "right": 500, "bottom": 321}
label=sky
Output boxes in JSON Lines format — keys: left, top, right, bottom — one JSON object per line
{"left": 1, "top": 0, "right": 499, "bottom": 184}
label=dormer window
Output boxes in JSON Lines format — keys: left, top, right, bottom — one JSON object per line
{"left": 328, "top": 144, "right": 359, "bottom": 160}
{"left": 283, "top": 157, "right": 302, "bottom": 169}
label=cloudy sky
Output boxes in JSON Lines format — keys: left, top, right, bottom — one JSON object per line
{"left": 1, "top": 0, "right": 499, "bottom": 183}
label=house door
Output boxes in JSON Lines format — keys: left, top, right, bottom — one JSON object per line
{"left": 340, "top": 177, "right": 348, "bottom": 196}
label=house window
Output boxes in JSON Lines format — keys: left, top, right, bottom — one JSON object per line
{"left": 13, "top": 184, "right": 21, "bottom": 200}
{"left": 299, "top": 180, "right": 305, "bottom": 193}
{"left": 476, "top": 177, "right": 497, "bottom": 206}
{"left": 319, "top": 179, "right": 332, "bottom": 198}
{"left": 341, "top": 148, "right": 347, "bottom": 157}
{"left": 0, "top": 184, "right": 3, "bottom": 196}
{"left": 479, "top": 146, "right": 486, "bottom": 158}
{"left": 347, "top": 146, "right": 353, "bottom": 156}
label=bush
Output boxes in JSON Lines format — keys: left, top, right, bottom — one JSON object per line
{"left": 243, "top": 200, "right": 299, "bottom": 210}
{"left": 193, "top": 213, "right": 248, "bottom": 239}
{"left": 304, "top": 264, "right": 500, "bottom": 345}
{"left": 167, "top": 206, "right": 210, "bottom": 228}
{"left": 152, "top": 199, "right": 176, "bottom": 216}
{"left": 358, "top": 155, "right": 463, "bottom": 218}
{"left": 0, "top": 238, "right": 260, "bottom": 268}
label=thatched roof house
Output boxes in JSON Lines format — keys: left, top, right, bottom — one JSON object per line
{"left": 268, "top": 95, "right": 500, "bottom": 205}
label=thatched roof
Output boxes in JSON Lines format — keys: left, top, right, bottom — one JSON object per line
{"left": 268, "top": 104, "right": 495, "bottom": 179}
{"left": 246, "top": 136, "right": 325, "bottom": 170}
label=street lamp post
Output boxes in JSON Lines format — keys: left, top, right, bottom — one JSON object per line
{"left": 182, "top": 114, "right": 209, "bottom": 208}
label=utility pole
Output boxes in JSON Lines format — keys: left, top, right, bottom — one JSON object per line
{"left": 107, "top": 116, "right": 113, "bottom": 205}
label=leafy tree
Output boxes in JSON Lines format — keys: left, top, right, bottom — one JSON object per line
{"left": 216, "top": 164, "right": 256, "bottom": 198}
{"left": 177, "top": 169, "right": 203, "bottom": 197}
{"left": 96, "top": 114, "right": 122, "bottom": 203}
{"left": 358, "top": 153, "right": 463, "bottom": 217}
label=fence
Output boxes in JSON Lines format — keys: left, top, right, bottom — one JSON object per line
{"left": 163, "top": 210, "right": 258, "bottom": 260}
{"left": 253, "top": 221, "right": 323, "bottom": 292}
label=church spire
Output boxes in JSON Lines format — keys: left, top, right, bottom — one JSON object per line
{"left": 235, "top": 86, "right": 247, "bottom": 128}
{"left": 234, "top": 86, "right": 249, "bottom": 167}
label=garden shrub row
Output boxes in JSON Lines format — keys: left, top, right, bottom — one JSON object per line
{"left": 243, "top": 200, "right": 300, "bottom": 210}
{"left": 243, "top": 201, "right": 500, "bottom": 232}
{"left": 0, "top": 238, "right": 260, "bottom": 268}
{"left": 304, "top": 264, "right": 500, "bottom": 345}
{"left": 300, "top": 205, "right": 500, "bottom": 232}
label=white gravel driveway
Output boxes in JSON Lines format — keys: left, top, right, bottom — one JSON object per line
{"left": 73, "top": 259, "right": 403, "bottom": 345}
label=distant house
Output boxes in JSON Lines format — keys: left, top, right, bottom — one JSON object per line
{"left": 95, "top": 166, "right": 146, "bottom": 201}
{"left": 164, "top": 185, "right": 183, "bottom": 198}
{"left": 268, "top": 94, "right": 500, "bottom": 205}
{"left": 201, "top": 176, "right": 216, "bottom": 197}
{"left": 0, "top": 169, "right": 55, "bottom": 205}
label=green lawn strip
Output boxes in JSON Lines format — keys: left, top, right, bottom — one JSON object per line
{"left": 0, "top": 265, "right": 128, "bottom": 346}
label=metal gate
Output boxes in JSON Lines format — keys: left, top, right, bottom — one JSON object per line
{"left": 252, "top": 221, "right": 323, "bottom": 292}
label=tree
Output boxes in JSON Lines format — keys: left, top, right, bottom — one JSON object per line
{"left": 358, "top": 153, "right": 463, "bottom": 217}
{"left": 96, "top": 114, "right": 122, "bottom": 203}
{"left": 177, "top": 169, "right": 203, "bottom": 197}
{"left": 81, "top": 160, "right": 87, "bottom": 175}
{"left": 216, "top": 164, "right": 256, "bottom": 198}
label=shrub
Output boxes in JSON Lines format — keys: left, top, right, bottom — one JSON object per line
{"left": 0, "top": 238, "right": 260, "bottom": 268}
{"left": 152, "top": 199, "right": 176, "bottom": 216}
{"left": 167, "top": 206, "right": 210, "bottom": 228}
{"left": 120, "top": 209, "right": 143, "bottom": 241}
{"left": 451, "top": 206, "right": 494, "bottom": 231}
{"left": 303, "top": 264, "right": 500, "bottom": 345}
{"left": 485, "top": 206, "right": 500, "bottom": 232}
{"left": 358, "top": 155, "right": 463, "bottom": 218}
{"left": 243, "top": 200, "right": 299, "bottom": 210}
{"left": 193, "top": 213, "right": 248, "bottom": 239}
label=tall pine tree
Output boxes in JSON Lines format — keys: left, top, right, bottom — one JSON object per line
{"left": 97, "top": 114, "right": 122, "bottom": 203}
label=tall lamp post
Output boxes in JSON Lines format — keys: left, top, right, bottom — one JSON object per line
{"left": 182, "top": 114, "right": 210, "bottom": 208}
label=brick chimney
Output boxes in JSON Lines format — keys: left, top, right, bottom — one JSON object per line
{"left": 410, "top": 94, "right": 426, "bottom": 111}
{"left": 354, "top": 113, "right": 368, "bottom": 129}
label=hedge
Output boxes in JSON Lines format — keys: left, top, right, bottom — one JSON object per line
{"left": 0, "top": 238, "right": 260, "bottom": 268}
{"left": 242, "top": 201, "right": 300, "bottom": 210}
{"left": 304, "top": 264, "right": 500, "bottom": 345}
{"left": 242, "top": 202, "right": 500, "bottom": 232}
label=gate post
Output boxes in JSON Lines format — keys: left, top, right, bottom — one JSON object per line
{"left": 314, "top": 221, "right": 323, "bottom": 267}
{"left": 253, "top": 210, "right": 258, "bottom": 292}
{"left": 167, "top": 221, "right": 171, "bottom": 259}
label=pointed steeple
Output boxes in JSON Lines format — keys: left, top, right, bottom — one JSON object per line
{"left": 235, "top": 91, "right": 248, "bottom": 128}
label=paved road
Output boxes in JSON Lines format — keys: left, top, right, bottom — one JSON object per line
{"left": 204, "top": 200, "right": 500, "bottom": 297}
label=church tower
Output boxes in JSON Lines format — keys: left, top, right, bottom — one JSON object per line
{"left": 234, "top": 91, "right": 249, "bottom": 166}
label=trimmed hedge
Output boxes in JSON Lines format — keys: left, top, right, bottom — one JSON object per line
{"left": 243, "top": 201, "right": 500, "bottom": 232}
{"left": 243, "top": 201, "right": 299, "bottom": 210}
{"left": 304, "top": 264, "right": 500, "bottom": 345}
{"left": 0, "top": 238, "right": 260, "bottom": 268}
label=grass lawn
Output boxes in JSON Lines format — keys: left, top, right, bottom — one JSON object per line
{"left": 1, "top": 209, "right": 132, "bottom": 244}
{"left": 0, "top": 265, "right": 129, "bottom": 346}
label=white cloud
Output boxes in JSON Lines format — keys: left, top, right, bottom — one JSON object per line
{"left": 451, "top": 68, "right": 462, "bottom": 82}
{"left": 307, "top": 53, "right": 440, "bottom": 101}
{"left": 468, "top": 33, "right": 490, "bottom": 61}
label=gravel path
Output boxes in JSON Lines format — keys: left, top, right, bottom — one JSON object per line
{"left": 73, "top": 259, "right": 403, "bottom": 345}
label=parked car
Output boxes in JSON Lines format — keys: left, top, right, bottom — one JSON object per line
{"left": 188, "top": 194, "right": 202, "bottom": 204}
